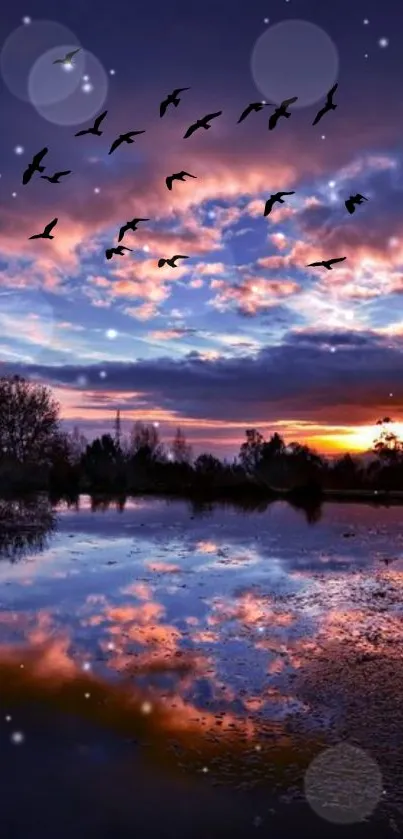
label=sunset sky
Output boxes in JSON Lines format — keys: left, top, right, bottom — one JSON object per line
{"left": 0, "top": 0, "right": 402, "bottom": 458}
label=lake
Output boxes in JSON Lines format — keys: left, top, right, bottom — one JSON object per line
{"left": 0, "top": 495, "right": 402, "bottom": 838}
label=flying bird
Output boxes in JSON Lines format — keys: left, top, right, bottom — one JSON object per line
{"left": 118, "top": 218, "right": 149, "bottom": 243}
{"left": 183, "top": 112, "right": 222, "bottom": 138}
{"left": 74, "top": 111, "right": 108, "bottom": 137}
{"left": 312, "top": 84, "right": 338, "bottom": 126}
{"left": 237, "top": 102, "right": 269, "bottom": 123}
{"left": 264, "top": 191, "right": 295, "bottom": 217}
{"left": 158, "top": 255, "right": 189, "bottom": 268}
{"left": 53, "top": 48, "right": 81, "bottom": 66}
{"left": 40, "top": 170, "right": 72, "bottom": 184}
{"left": 108, "top": 131, "right": 146, "bottom": 154}
{"left": 268, "top": 97, "right": 298, "bottom": 131}
{"left": 345, "top": 193, "right": 368, "bottom": 214}
{"left": 105, "top": 246, "right": 133, "bottom": 260}
{"left": 166, "top": 171, "right": 197, "bottom": 190}
{"left": 28, "top": 218, "right": 58, "bottom": 240}
{"left": 22, "top": 147, "right": 48, "bottom": 185}
{"left": 306, "top": 257, "right": 346, "bottom": 271}
{"left": 160, "top": 87, "right": 190, "bottom": 118}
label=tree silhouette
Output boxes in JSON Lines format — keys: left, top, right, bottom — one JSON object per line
{"left": 0, "top": 375, "right": 60, "bottom": 464}
{"left": 171, "top": 427, "right": 193, "bottom": 464}
{"left": 239, "top": 428, "right": 265, "bottom": 473}
{"left": 373, "top": 417, "right": 403, "bottom": 462}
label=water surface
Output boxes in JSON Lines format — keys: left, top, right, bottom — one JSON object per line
{"left": 0, "top": 496, "right": 402, "bottom": 837}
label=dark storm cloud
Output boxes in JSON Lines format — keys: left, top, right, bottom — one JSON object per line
{"left": 2, "top": 328, "right": 402, "bottom": 425}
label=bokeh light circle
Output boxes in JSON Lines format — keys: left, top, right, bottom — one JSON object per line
{"left": 251, "top": 19, "right": 339, "bottom": 108}
{"left": 32, "top": 51, "right": 108, "bottom": 126}
{"left": 0, "top": 20, "right": 80, "bottom": 103}
{"left": 28, "top": 45, "right": 85, "bottom": 107}
{"left": 304, "top": 743, "right": 383, "bottom": 824}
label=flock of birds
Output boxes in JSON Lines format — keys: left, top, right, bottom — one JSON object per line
{"left": 21, "top": 56, "right": 369, "bottom": 271}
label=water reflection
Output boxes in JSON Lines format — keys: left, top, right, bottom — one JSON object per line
{"left": 0, "top": 496, "right": 56, "bottom": 562}
{"left": 0, "top": 496, "right": 402, "bottom": 835}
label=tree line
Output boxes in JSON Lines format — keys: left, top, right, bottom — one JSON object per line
{"left": 0, "top": 375, "right": 401, "bottom": 497}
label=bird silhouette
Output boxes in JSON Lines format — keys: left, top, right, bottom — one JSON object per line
{"left": 268, "top": 97, "right": 298, "bottom": 130}
{"left": 306, "top": 257, "right": 346, "bottom": 270}
{"left": 40, "top": 170, "right": 72, "bottom": 184}
{"left": 160, "top": 88, "right": 190, "bottom": 118}
{"left": 264, "top": 191, "right": 295, "bottom": 217}
{"left": 166, "top": 171, "right": 197, "bottom": 190}
{"left": 312, "top": 84, "right": 338, "bottom": 126}
{"left": 28, "top": 218, "right": 58, "bottom": 240}
{"left": 183, "top": 112, "right": 222, "bottom": 138}
{"left": 118, "top": 218, "right": 149, "bottom": 243}
{"left": 74, "top": 111, "right": 108, "bottom": 137}
{"left": 158, "top": 255, "right": 189, "bottom": 268}
{"left": 108, "top": 131, "right": 145, "bottom": 155}
{"left": 237, "top": 102, "right": 269, "bottom": 123}
{"left": 53, "top": 48, "right": 81, "bottom": 65}
{"left": 105, "top": 246, "right": 133, "bottom": 260}
{"left": 22, "top": 147, "right": 48, "bottom": 185}
{"left": 345, "top": 193, "right": 368, "bottom": 214}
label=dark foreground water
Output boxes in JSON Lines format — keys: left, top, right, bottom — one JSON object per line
{"left": 0, "top": 495, "right": 403, "bottom": 838}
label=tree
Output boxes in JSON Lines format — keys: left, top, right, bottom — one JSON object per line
{"left": 373, "top": 417, "right": 403, "bottom": 462}
{"left": 129, "top": 421, "right": 161, "bottom": 457}
{"left": 171, "top": 427, "right": 193, "bottom": 464}
{"left": 66, "top": 425, "right": 88, "bottom": 464}
{"left": 239, "top": 428, "right": 264, "bottom": 473}
{"left": 0, "top": 375, "right": 61, "bottom": 464}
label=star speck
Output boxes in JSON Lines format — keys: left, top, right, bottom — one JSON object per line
{"left": 363, "top": 18, "right": 369, "bottom": 25}
{"left": 107, "top": 641, "right": 115, "bottom": 650}
{"left": 202, "top": 766, "right": 209, "bottom": 773}
{"left": 378, "top": 37, "right": 389, "bottom": 48}
{"left": 263, "top": 18, "right": 269, "bottom": 24}
{"left": 389, "top": 393, "right": 393, "bottom": 397}
{"left": 106, "top": 329, "right": 118, "bottom": 339}
{"left": 328, "top": 180, "right": 336, "bottom": 188}
{"left": 82, "top": 82, "right": 93, "bottom": 93}
{"left": 22, "top": 16, "right": 31, "bottom": 24}
{"left": 141, "top": 701, "right": 152, "bottom": 714}
{"left": 100, "top": 370, "right": 107, "bottom": 379}
{"left": 11, "top": 731, "right": 24, "bottom": 745}
{"left": 143, "top": 244, "right": 150, "bottom": 252}
{"left": 321, "top": 135, "right": 326, "bottom": 140}
{"left": 5, "top": 715, "right": 12, "bottom": 722}
{"left": 94, "top": 187, "right": 100, "bottom": 194}
{"left": 12, "top": 192, "right": 17, "bottom": 198}
{"left": 82, "top": 662, "right": 91, "bottom": 672}
{"left": 364, "top": 53, "right": 369, "bottom": 58}
{"left": 82, "top": 74, "right": 90, "bottom": 82}
{"left": 14, "top": 145, "right": 24, "bottom": 155}
{"left": 84, "top": 692, "right": 91, "bottom": 699}
{"left": 109, "top": 69, "right": 116, "bottom": 75}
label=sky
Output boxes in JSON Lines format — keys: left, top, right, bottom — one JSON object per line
{"left": 0, "top": 0, "right": 402, "bottom": 459}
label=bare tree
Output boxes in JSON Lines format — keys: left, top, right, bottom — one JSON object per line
{"left": 0, "top": 375, "right": 61, "bottom": 464}
{"left": 171, "top": 427, "right": 193, "bottom": 464}
{"left": 129, "top": 421, "right": 161, "bottom": 457}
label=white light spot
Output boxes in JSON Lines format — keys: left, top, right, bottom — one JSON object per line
{"left": 208, "top": 210, "right": 216, "bottom": 219}
{"left": 22, "top": 16, "right": 31, "bottom": 24}
{"left": 378, "top": 37, "right": 389, "bottom": 48}
{"left": 63, "top": 62, "right": 75, "bottom": 72}
{"left": 94, "top": 187, "right": 100, "bottom": 194}
{"left": 81, "top": 82, "right": 93, "bottom": 93}
{"left": 202, "top": 766, "right": 209, "bottom": 773}
{"left": 364, "top": 53, "right": 369, "bottom": 59}
{"left": 328, "top": 180, "right": 336, "bottom": 188}
{"left": 321, "top": 134, "right": 326, "bottom": 140}
{"left": 304, "top": 743, "right": 383, "bottom": 824}
{"left": 141, "top": 701, "right": 152, "bottom": 715}
{"left": 257, "top": 626, "right": 265, "bottom": 633}
{"left": 20, "top": 663, "right": 24, "bottom": 669}
{"left": 109, "top": 69, "right": 116, "bottom": 76}
{"left": 263, "top": 18, "right": 269, "bottom": 24}
{"left": 143, "top": 244, "right": 150, "bottom": 252}
{"left": 363, "top": 18, "right": 369, "bottom": 25}
{"left": 5, "top": 715, "right": 12, "bottom": 722}
{"left": 330, "top": 346, "right": 336, "bottom": 353}
{"left": 107, "top": 641, "right": 115, "bottom": 650}
{"left": 12, "top": 192, "right": 17, "bottom": 198}
{"left": 255, "top": 744, "right": 262, "bottom": 751}
{"left": 167, "top": 452, "right": 174, "bottom": 461}
{"left": 82, "top": 661, "right": 91, "bottom": 672}
{"left": 106, "top": 329, "right": 118, "bottom": 340}
{"left": 84, "top": 693, "right": 91, "bottom": 699}
{"left": 389, "top": 393, "right": 393, "bottom": 397}
{"left": 82, "top": 74, "right": 90, "bottom": 82}
{"left": 14, "top": 145, "right": 24, "bottom": 155}
{"left": 76, "top": 375, "right": 87, "bottom": 387}
{"left": 99, "top": 370, "right": 107, "bottom": 379}
{"left": 153, "top": 421, "right": 159, "bottom": 428}
{"left": 11, "top": 731, "right": 24, "bottom": 745}
{"left": 389, "top": 237, "right": 399, "bottom": 247}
